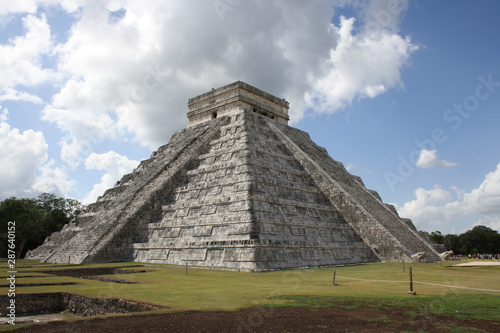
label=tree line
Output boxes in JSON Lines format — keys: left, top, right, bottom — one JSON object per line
{"left": 0, "top": 193, "right": 85, "bottom": 259}
{"left": 430, "top": 226, "right": 500, "bottom": 255}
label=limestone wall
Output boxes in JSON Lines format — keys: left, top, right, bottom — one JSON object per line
{"left": 187, "top": 81, "right": 289, "bottom": 127}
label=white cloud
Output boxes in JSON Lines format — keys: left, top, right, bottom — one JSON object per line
{"left": 398, "top": 186, "right": 457, "bottom": 230}
{"left": 82, "top": 151, "right": 138, "bottom": 204}
{"left": 0, "top": 110, "right": 48, "bottom": 199}
{"left": 0, "top": 0, "right": 84, "bottom": 16}
{"left": 416, "top": 149, "right": 458, "bottom": 169}
{"left": 43, "top": 83, "right": 118, "bottom": 168}
{"left": 306, "top": 15, "right": 417, "bottom": 113}
{"left": 398, "top": 163, "right": 500, "bottom": 233}
{"left": 0, "top": 1, "right": 41, "bottom": 16}
{"left": 32, "top": 159, "right": 75, "bottom": 197}
{"left": 0, "top": 107, "right": 75, "bottom": 199}
{"left": 462, "top": 163, "right": 500, "bottom": 216}
{"left": 33, "top": 0, "right": 416, "bottom": 169}
{"left": 0, "top": 88, "right": 44, "bottom": 104}
{"left": 0, "top": 14, "right": 56, "bottom": 90}
{"left": 0, "top": 107, "right": 7, "bottom": 122}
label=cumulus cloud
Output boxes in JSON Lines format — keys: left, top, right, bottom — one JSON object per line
{"left": 32, "top": 159, "right": 75, "bottom": 197}
{"left": 0, "top": 107, "right": 74, "bottom": 199}
{"left": 0, "top": 88, "right": 44, "bottom": 104}
{"left": 0, "top": 14, "right": 55, "bottom": 90}
{"left": 82, "top": 151, "right": 138, "bottom": 204}
{"left": 34, "top": 0, "right": 417, "bottom": 168}
{"left": 0, "top": 1, "right": 41, "bottom": 16}
{"left": 0, "top": 108, "right": 48, "bottom": 198}
{"left": 462, "top": 163, "right": 500, "bottom": 216}
{"left": 0, "top": 0, "right": 85, "bottom": 16}
{"left": 0, "top": 107, "right": 7, "bottom": 122}
{"left": 398, "top": 163, "right": 500, "bottom": 232}
{"left": 398, "top": 186, "right": 458, "bottom": 230}
{"left": 416, "top": 149, "right": 458, "bottom": 169}
{"left": 306, "top": 15, "right": 417, "bottom": 112}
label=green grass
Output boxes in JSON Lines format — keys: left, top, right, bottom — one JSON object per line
{"left": 1, "top": 260, "right": 499, "bottom": 324}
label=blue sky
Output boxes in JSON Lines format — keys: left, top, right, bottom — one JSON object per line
{"left": 1, "top": 0, "right": 499, "bottom": 235}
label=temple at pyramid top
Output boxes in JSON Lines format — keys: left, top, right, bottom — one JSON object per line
{"left": 187, "top": 81, "right": 289, "bottom": 127}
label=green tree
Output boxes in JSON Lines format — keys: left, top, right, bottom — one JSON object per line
{"left": 430, "top": 231, "right": 444, "bottom": 244}
{"left": 36, "top": 193, "right": 85, "bottom": 233}
{"left": 0, "top": 197, "right": 50, "bottom": 258}
{"left": 0, "top": 193, "right": 85, "bottom": 258}
{"left": 458, "top": 225, "right": 500, "bottom": 254}
{"left": 443, "top": 234, "right": 460, "bottom": 253}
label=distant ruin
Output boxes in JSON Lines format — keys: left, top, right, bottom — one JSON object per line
{"left": 27, "top": 81, "right": 440, "bottom": 271}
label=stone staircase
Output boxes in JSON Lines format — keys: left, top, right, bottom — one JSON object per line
{"left": 26, "top": 118, "right": 229, "bottom": 263}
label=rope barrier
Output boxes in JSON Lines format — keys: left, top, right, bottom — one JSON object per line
{"left": 336, "top": 276, "right": 407, "bottom": 283}
{"left": 335, "top": 276, "right": 500, "bottom": 293}
{"left": 413, "top": 281, "right": 500, "bottom": 293}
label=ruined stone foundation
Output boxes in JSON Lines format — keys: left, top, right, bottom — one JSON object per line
{"left": 27, "top": 81, "right": 440, "bottom": 271}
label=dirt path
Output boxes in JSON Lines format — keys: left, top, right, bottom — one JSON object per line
{"left": 13, "top": 302, "right": 499, "bottom": 333}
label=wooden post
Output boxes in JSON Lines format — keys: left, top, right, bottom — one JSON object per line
{"left": 333, "top": 268, "right": 336, "bottom": 286}
{"left": 407, "top": 267, "right": 416, "bottom": 295}
{"left": 409, "top": 267, "right": 413, "bottom": 291}
{"left": 402, "top": 258, "right": 405, "bottom": 272}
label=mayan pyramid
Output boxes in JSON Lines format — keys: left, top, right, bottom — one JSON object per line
{"left": 26, "top": 81, "right": 440, "bottom": 271}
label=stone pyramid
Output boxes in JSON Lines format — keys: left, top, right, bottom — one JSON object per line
{"left": 27, "top": 81, "right": 440, "bottom": 271}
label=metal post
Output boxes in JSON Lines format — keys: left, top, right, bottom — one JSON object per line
{"left": 185, "top": 262, "right": 188, "bottom": 275}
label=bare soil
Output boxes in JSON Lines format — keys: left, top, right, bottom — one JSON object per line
{"left": 13, "top": 301, "right": 499, "bottom": 333}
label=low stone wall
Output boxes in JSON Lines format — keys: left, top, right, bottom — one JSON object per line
{"left": 63, "top": 293, "right": 163, "bottom": 316}
{"left": 0, "top": 293, "right": 65, "bottom": 316}
{"left": 0, "top": 293, "right": 163, "bottom": 317}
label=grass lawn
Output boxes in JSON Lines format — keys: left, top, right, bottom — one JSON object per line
{"left": 1, "top": 259, "right": 499, "bottom": 328}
